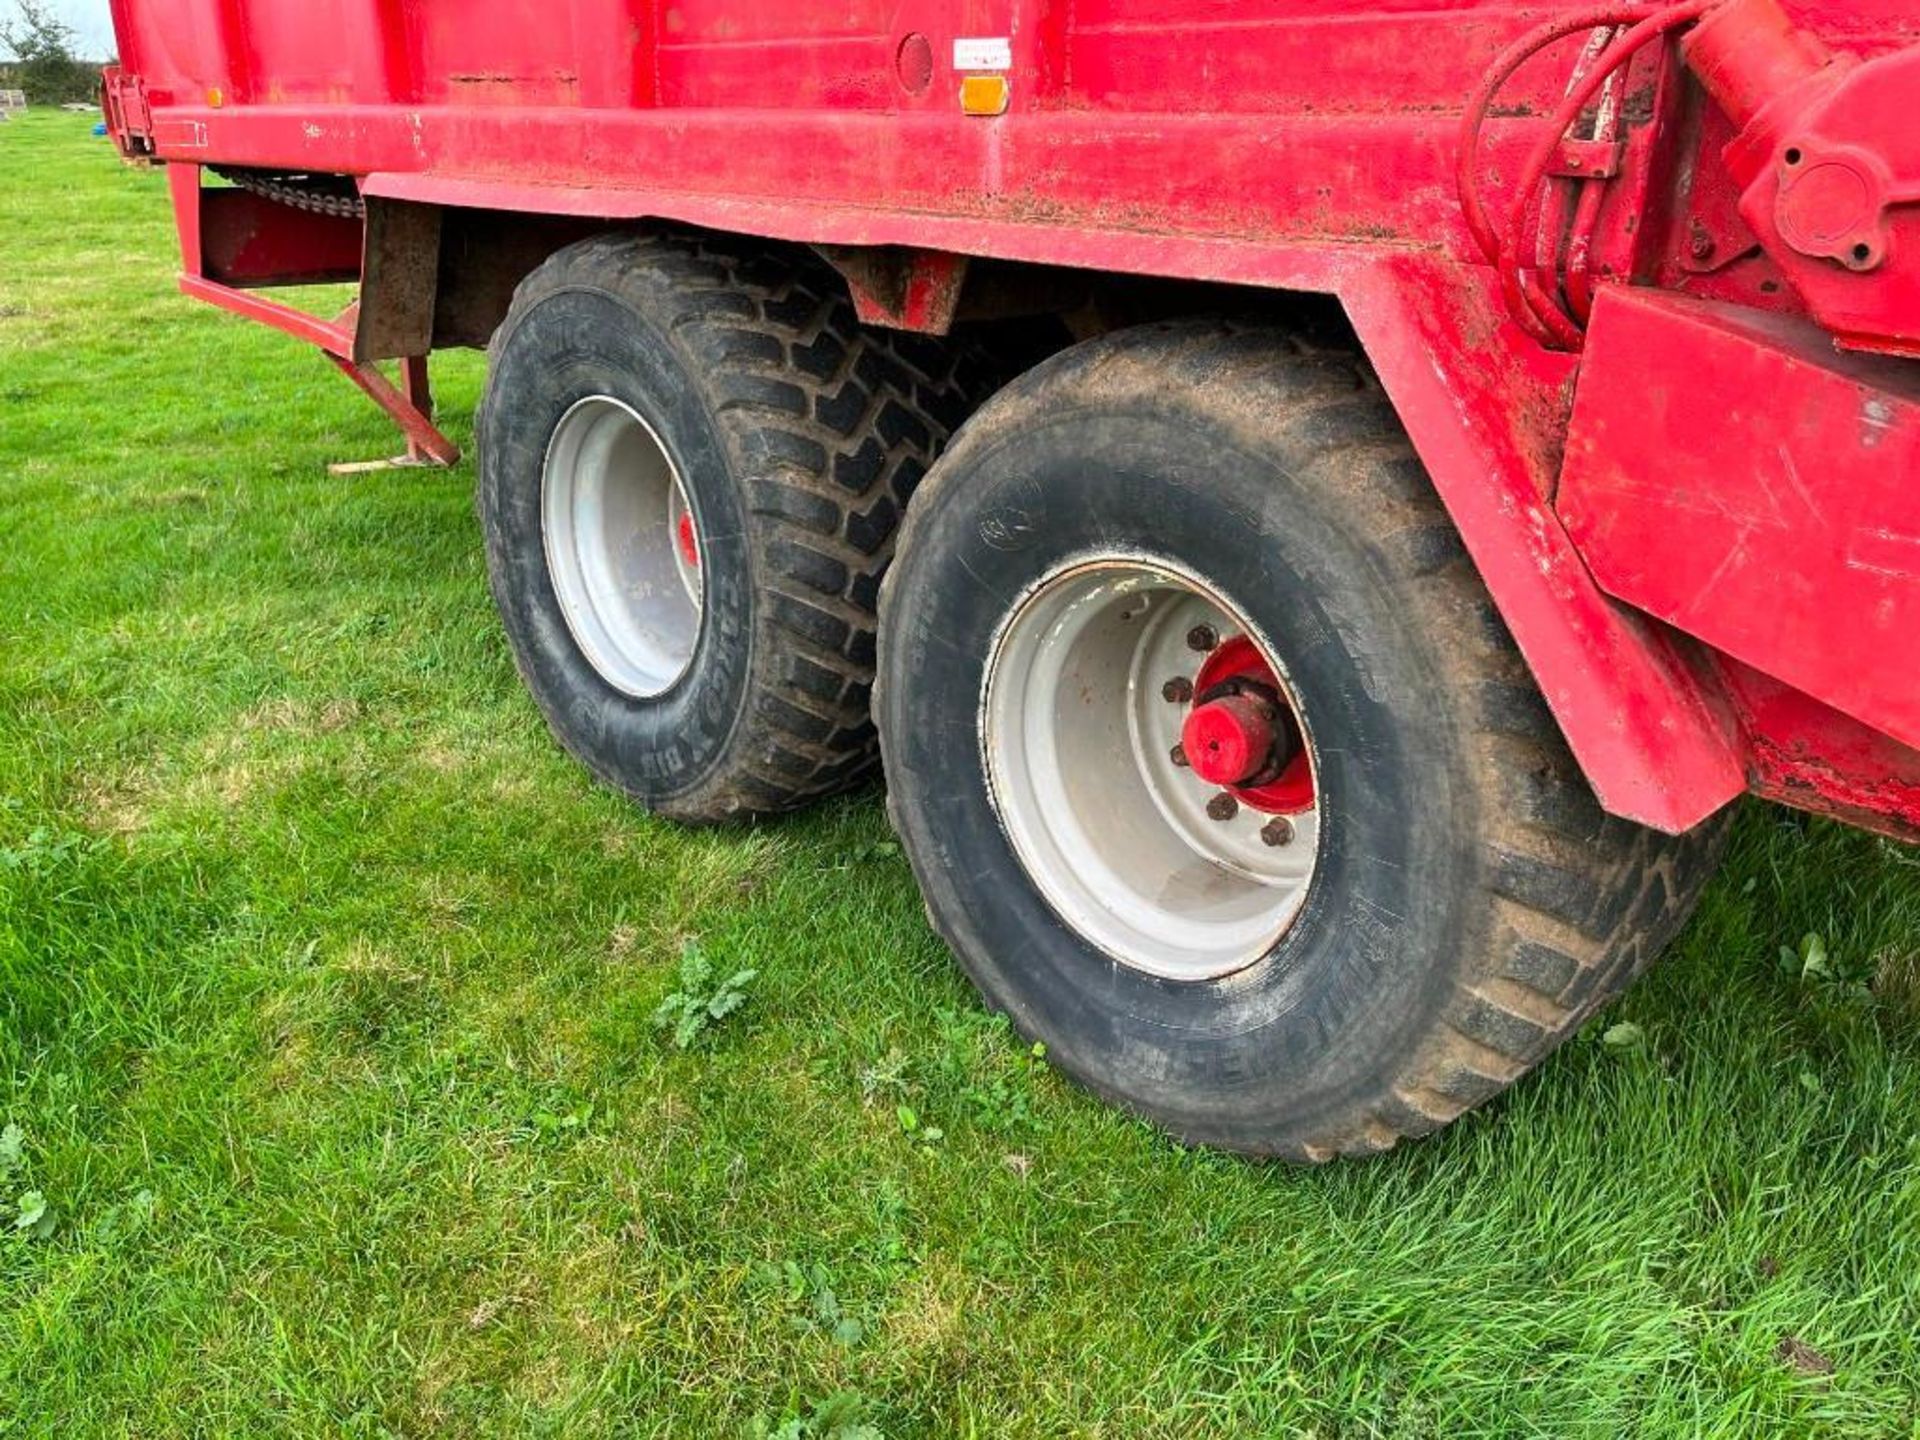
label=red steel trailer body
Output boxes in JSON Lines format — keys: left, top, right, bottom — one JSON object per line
{"left": 100, "top": 0, "right": 1920, "bottom": 1155}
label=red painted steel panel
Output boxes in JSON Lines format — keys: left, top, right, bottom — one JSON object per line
{"left": 197, "top": 188, "right": 362, "bottom": 288}
{"left": 130, "top": 105, "right": 1523, "bottom": 261}
{"left": 1561, "top": 286, "right": 1920, "bottom": 750}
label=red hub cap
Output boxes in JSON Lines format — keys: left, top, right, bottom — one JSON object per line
{"left": 1183, "top": 636, "right": 1314, "bottom": 814}
{"left": 1182, "top": 694, "right": 1275, "bottom": 786}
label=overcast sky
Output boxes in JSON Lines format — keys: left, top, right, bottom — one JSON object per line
{"left": 2, "top": 0, "right": 116, "bottom": 60}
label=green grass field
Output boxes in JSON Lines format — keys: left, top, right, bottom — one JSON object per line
{"left": 3, "top": 110, "right": 1919, "bottom": 1438}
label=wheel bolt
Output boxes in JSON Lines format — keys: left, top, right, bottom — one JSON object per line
{"left": 1260, "top": 817, "right": 1296, "bottom": 847}
{"left": 1161, "top": 676, "right": 1194, "bottom": 704}
{"left": 1206, "top": 793, "right": 1239, "bottom": 822}
{"left": 1185, "top": 624, "right": 1219, "bottom": 653}
{"left": 1170, "top": 743, "right": 1190, "bottom": 768}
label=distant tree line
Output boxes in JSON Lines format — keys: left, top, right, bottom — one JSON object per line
{"left": 2, "top": 1, "right": 103, "bottom": 105}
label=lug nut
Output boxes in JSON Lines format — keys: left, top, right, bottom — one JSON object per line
{"left": 1170, "top": 743, "right": 1190, "bottom": 768}
{"left": 1162, "top": 676, "right": 1194, "bottom": 704}
{"left": 1206, "top": 793, "right": 1239, "bottom": 822}
{"left": 1185, "top": 624, "right": 1218, "bottom": 653}
{"left": 1260, "top": 817, "right": 1296, "bottom": 847}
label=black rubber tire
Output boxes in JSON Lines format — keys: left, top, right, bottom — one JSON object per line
{"left": 875, "top": 321, "right": 1730, "bottom": 1159}
{"left": 477, "top": 229, "right": 987, "bottom": 822}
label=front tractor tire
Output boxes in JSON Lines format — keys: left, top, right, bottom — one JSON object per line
{"left": 876, "top": 321, "right": 1728, "bottom": 1159}
{"left": 477, "top": 230, "right": 983, "bottom": 822}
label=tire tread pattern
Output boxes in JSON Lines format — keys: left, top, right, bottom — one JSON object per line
{"left": 879, "top": 319, "right": 1731, "bottom": 1160}
{"left": 484, "top": 229, "right": 990, "bottom": 820}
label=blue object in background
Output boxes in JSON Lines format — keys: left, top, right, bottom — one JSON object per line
{"left": 93, "top": 122, "right": 108, "bottom": 137}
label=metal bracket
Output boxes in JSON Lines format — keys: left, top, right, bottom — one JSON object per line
{"left": 816, "top": 245, "right": 969, "bottom": 334}
{"left": 101, "top": 66, "right": 153, "bottom": 158}
{"left": 1549, "top": 136, "right": 1627, "bottom": 180}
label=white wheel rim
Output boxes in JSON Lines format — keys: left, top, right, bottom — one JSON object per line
{"left": 982, "top": 556, "right": 1321, "bottom": 982}
{"left": 541, "top": 396, "right": 704, "bottom": 698}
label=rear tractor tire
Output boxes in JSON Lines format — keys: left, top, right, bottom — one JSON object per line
{"left": 875, "top": 321, "right": 1729, "bottom": 1159}
{"left": 477, "top": 229, "right": 987, "bottom": 822}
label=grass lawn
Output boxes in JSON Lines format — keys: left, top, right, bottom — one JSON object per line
{"left": 2, "top": 110, "right": 1919, "bottom": 1438}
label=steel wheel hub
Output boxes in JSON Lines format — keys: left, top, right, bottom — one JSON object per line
{"left": 541, "top": 395, "right": 704, "bottom": 698}
{"left": 1182, "top": 636, "right": 1316, "bottom": 813}
{"left": 982, "top": 556, "right": 1321, "bottom": 982}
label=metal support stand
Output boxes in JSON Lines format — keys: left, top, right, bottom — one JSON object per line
{"left": 325, "top": 353, "right": 459, "bottom": 474}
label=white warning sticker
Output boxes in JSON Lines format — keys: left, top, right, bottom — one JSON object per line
{"left": 953, "top": 37, "right": 1012, "bottom": 72}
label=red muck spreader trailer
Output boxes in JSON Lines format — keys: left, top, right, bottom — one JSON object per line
{"left": 103, "top": 0, "right": 1920, "bottom": 1157}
